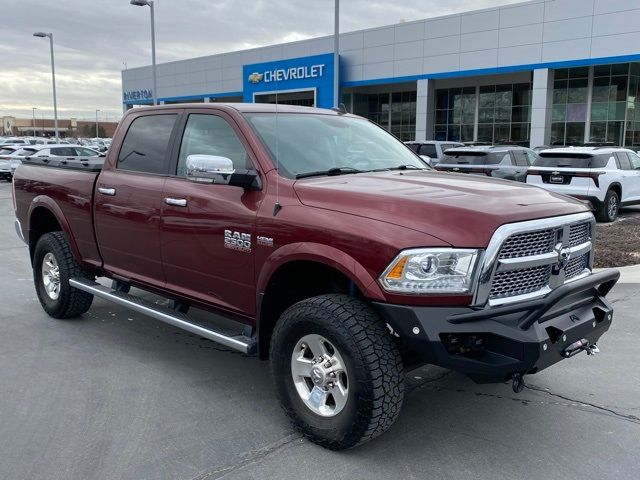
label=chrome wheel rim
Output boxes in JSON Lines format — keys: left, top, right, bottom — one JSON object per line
{"left": 608, "top": 196, "right": 618, "bottom": 219}
{"left": 41, "top": 252, "right": 60, "bottom": 300}
{"left": 291, "top": 334, "right": 349, "bottom": 417}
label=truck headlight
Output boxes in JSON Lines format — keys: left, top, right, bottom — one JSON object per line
{"left": 379, "top": 248, "right": 479, "bottom": 294}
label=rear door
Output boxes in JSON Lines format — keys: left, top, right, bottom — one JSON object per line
{"left": 626, "top": 151, "right": 640, "bottom": 201}
{"left": 94, "top": 110, "right": 181, "bottom": 287}
{"left": 160, "top": 109, "right": 263, "bottom": 316}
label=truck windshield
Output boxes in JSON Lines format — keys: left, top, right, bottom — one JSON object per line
{"left": 244, "top": 113, "right": 426, "bottom": 179}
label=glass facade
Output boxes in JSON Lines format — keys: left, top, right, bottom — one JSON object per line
{"left": 353, "top": 90, "right": 416, "bottom": 141}
{"left": 434, "top": 83, "right": 531, "bottom": 144}
{"left": 477, "top": 83, "right": 531, "bottom": 144}
{"left": 552, "top": 62, "right": 640, "bottom": 146}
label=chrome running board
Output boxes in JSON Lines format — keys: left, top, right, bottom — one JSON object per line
{"left": 69, "top": 278, "right": 256, "bottom": 354}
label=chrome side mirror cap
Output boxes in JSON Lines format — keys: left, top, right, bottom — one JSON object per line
{"left": 185, "top": 154, "right": 261, "bottom": 189}
{"left": 185, "top": 154, "right": 235, "bottom": 184}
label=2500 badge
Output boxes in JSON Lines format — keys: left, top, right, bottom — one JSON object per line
{"left": 224, "top": 230, "right": 251, "bottom": 252}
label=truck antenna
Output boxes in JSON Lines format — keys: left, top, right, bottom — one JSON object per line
{"left": 273, "top": 72, "right": 282, "bottom": 216}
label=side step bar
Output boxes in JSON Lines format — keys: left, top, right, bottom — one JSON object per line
{"left": 69, "top": 278, "right": 256, "bottom": 355}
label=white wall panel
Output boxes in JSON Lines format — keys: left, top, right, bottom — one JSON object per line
{"left": 499, "top": 2, "right": 544, "bottom": 28}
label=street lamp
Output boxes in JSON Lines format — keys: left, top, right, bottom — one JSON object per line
{"left": 95, "top": 109, "right": 100, "bottom": 138}
{"left": 130, "top": 0, "right": 157, "bottom": 106}
{"left": 33, "top": 32, "right": 59, "bottom": 141}
{"left": 333, "top": 0, "right": 340, "bottom": 108}
{"left": 32, "top": 107, "right": 38, "bottom": 137}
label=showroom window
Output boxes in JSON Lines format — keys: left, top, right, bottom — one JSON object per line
{"left": 476, "top": 83, "right": 531, "bottom": 145}
{"left": 589, "top": 63, "right": 629, "bottom": 145}
{"left": 433, "top": 87, "right": 476, "bottom": 142}
{"left": 434, "top": 83, "right": 531, "bottom": 144}
{"left": 551, "top": 67, "right": 589, "bottom": 145}
{"left": 353, "top": 90, "right": 416, "bottom": 141}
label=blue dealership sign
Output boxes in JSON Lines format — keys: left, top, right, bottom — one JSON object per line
{"left": 243, "top": 53, "right": 335, "bottom": 108}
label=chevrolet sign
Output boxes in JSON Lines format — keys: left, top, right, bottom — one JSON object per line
{"left": 247, "top": 64, "right": 325, "bottom": 84}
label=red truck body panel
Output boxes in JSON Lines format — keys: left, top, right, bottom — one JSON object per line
{"left": 13, "top": 103, "right": 591, "bottom": 325}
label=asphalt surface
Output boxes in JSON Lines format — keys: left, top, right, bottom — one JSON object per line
{"left": 0, "top": 181, "right": 639, "bottom": 480}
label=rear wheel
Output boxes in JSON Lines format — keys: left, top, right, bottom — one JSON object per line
{"left": 270, "top": 294, "right": 404, "bottom": 450}
{"left": 33, "top": 232, "right": 94, "bottom": 318}
{"left": 597, "top": 189, "right": 619, "bottom": 222}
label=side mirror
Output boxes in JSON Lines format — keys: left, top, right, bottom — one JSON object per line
{"left": 420, "top": 155, "right": 433, "bottom": 167}
{"left": 185, "top": 154, "right": 260, "bottom": 189}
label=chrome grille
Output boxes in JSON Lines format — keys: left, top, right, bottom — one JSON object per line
{"left": 490, "top": 265, "right": 552, "bottom": 299}
{"left": 569, "top": 222, "right": 591, "bottom": 247}
{"left": 477, "top": 213, "right": 596, "bottom": 306}
{"left": 565, "top": 252, "right": 589, "bottom": 280}
{"left": 498, "top": 229, "right": 556, "bottom": 259}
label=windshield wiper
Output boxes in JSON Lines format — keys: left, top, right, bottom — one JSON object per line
{"left": 295, "top": 167, "right": 367, "bottom": 179}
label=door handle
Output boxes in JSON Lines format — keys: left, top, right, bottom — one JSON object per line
{"left": 98, "top": 187, "right": 116, "bottom": 196}
{"left": 164, "top": 197, "right": 188, "bottom": 207}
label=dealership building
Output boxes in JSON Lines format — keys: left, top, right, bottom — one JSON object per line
{"left": 122, "top": 0, "right": 640, "bottom": 147}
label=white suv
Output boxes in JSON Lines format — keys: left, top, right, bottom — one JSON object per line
{"left": 526, "top": 147, "right": 640, "bottom": 222}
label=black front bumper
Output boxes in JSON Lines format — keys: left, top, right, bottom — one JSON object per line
{"left": 373, "top": 269, "right": 620, "bottom": 384}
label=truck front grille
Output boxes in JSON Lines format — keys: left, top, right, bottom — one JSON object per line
{"left": 490, "top": 265, "right": 552, "bottom": 299}
{"left": 565, "top": 252, "right": 590, "bottom": 280}
{"left": 498, "top": 229, "right": 556, "bottom": 259}
{"left": 480, "top": 215, "right": 595, "bottom": 305}
{"left": 569, "top": 222, "right": 591, "bottom": 247}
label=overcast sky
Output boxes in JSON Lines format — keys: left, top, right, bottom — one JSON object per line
{"left": 0, "top": 0, "right": 521, "bottom": 122}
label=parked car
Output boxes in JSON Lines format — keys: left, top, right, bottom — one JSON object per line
{"left": 404, "top": 140, "right": 464, "bottom": 166}
{"left": 526, "top": 147, "right": 640, "bottom": 222}
{"left": 434, "top": 145, "right": 538, "bottom": 182}
{"left": 5, "top": 144, "right": 101, "bottom": 179}
{"left": 0, "top": 146, "right": 21, "bottom": 180}
{"left": 0, "top": 138, "right": 30, "bottom": 147}
{"left": 13, "top": 103, "right": 619, "bottom": 449}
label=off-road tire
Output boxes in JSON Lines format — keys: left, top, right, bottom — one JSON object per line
{"left": 596, "top": 189, "right": 619, "bottom": 223}
{"left": 33, "top": 232, "right": 94, "bottom": 318}
{"left": 270, "top": 294, "right": 404, "bottom": 450}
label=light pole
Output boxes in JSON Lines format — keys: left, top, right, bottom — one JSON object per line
{"left": 130, "top": 0, "right": 157, "bottom": 106}
{"left": 95, "top": 109, "right": 100, "bottom": 138}
{"left": 333, "top": 0, "right": 339, "bottom": 108}
{"left": 32, "top": 107, "right": 38, "bottom": 137}
{"left": 33, "top": 32, "right": 59, "bottom": 140}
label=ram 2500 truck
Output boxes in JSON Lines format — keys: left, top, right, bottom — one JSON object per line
{"left": 13, "top": 104, "right": 619, "bottom": 450}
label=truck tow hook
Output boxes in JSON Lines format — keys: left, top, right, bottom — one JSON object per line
{"left": 511, "top": 373, "right": 525, "bottom": 393}
{"left": 563, "top": 339, "right": 599, "bottom": 358}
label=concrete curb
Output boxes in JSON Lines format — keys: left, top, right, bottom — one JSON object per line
{"left": 596, "top": 264, "right": 640, "bottom": 284}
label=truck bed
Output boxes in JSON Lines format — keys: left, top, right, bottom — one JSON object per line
{"left": 13, "top": 159, "right": 103, "bottom": 268}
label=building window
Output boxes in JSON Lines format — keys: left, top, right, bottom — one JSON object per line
{"left": 435, "top": 83, "right": 531, "bottom": 144}
{"left": 353, "top": 90, "right": 416, "bottom": 141}
{"left": 551, "top": 67, "right": 589, "bottom": 145}
{"left": 434, "top": 87, "right": 476, "bottom": 142}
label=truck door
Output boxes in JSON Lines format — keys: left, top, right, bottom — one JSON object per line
{"left": 160, "top": 110, "right": 263, "bottom": 317}
{"left": 94, "top": 110, "right": 181, "bottom": 287}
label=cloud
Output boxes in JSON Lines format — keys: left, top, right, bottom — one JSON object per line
{"left": 0, "top": 0, "right": 520, "bottom": 122}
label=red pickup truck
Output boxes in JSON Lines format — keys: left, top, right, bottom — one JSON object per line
{"left": 13, "top": 104, "right": 619, "bottom": 449}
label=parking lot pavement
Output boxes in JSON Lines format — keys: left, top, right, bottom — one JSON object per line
{"left": 0, "top": 180, "right": 638, "bottom": 480}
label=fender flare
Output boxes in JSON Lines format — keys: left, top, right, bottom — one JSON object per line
{"left": 27, "top": 196, "right": 83, "bottom": 263}
{"left": 256, "top": 242, "right": 386, "bottom": 301}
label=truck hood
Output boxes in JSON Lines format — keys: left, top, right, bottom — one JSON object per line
{"left": 293, "top": 170, "right": 589, "bottom": 247}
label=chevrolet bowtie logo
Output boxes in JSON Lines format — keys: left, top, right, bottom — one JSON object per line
{"left": 248, "top": 72, "right": 263, "bottom": 84}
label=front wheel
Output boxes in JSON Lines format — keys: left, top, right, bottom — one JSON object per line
{"left": 33, "top": 232, "right": 94, "bottom": 318}
{"left": 270, "top": 294, "right": 404, "bottom": 450}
